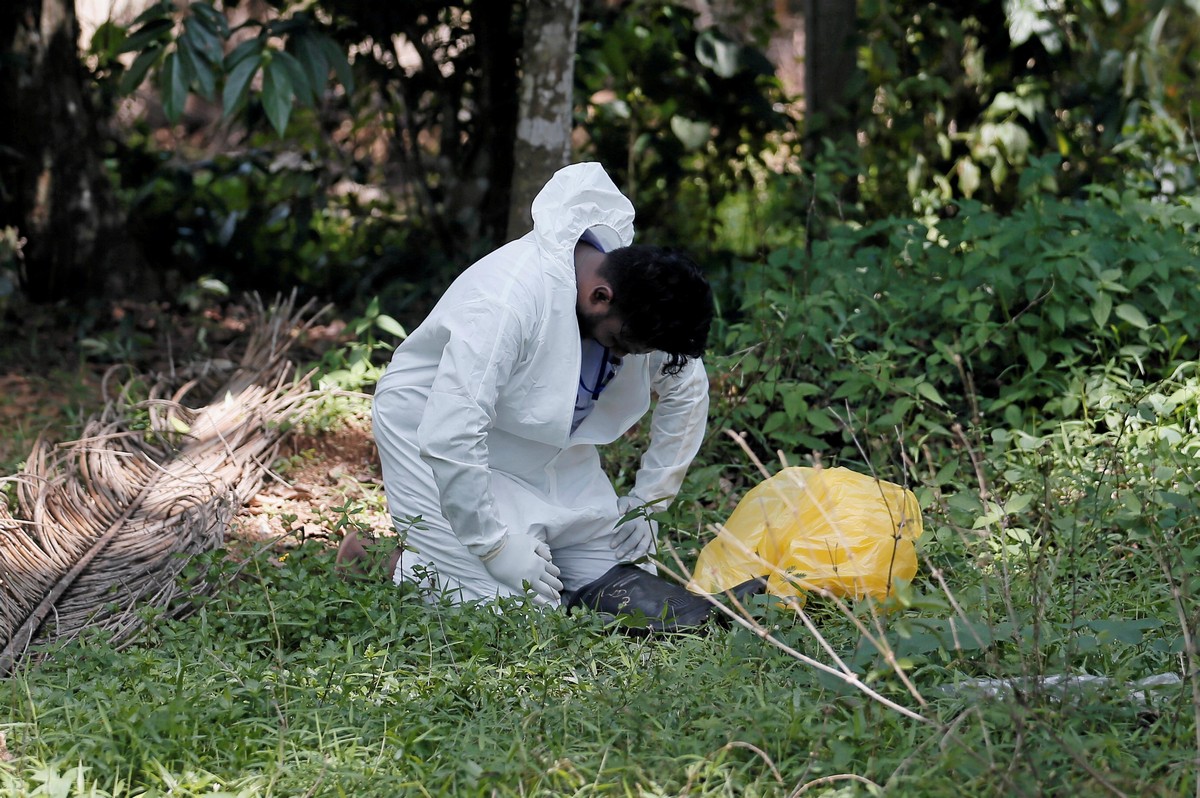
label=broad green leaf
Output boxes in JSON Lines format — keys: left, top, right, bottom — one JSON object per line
{"left": 1091, "top": 292, "right": 1112, "bottom": 326}
{"left": 1019, "top": 333, "right": 1048, "bottom": 372}
{"left": 173, "top": 37, "right": 196, "bottom": 84}
{"left": 782, "top": 387, "right": 809, "bottom": 420}
{"left": 222, "top": 51, "right": 262, "bottom": 116}
{"left": 225, "top": 37, "right": 263, "bottom": 69}
{"left": 129, "top": 0, "right": 172, "bottom": 27}
{"left": 290, "top": 31, "right": 331, "bottom": 98}
{"left": 89, "top": 21, "right": 127, "bottom": 58}
{"left": 1077, "top": 276, "right": 1100, "bottom": 301}
{"left": 183, "top": 15, "right": 225, "bottom": 64}
{"left": 119, "top": 45, "right": 163, "bottom": 94}
{"left": 1127, "top": 260, "right": 1153, "bottom": 288}
{"left": 1153, "top": 283, "right": 1175, "bottom": 310}
{"left": 806, "top": 408, "right": 839, "bottom": 433}
{"left": 190, "top": 1, "right": 231, "bottom": 38}
{"left": 274, "top": 49, "right": 315, "bottom": 105}
{"left": 1089, "top": 618, "right": 1162, "bottom": 645}
{"left": 990, "top": 155, "right": 1009, "bottom": 188}
{"left": 916, "top": 382, "right": 946, "bottom": 406}
{"left": 991, "top": 120, "right": 1031, "bottom": 158}
{"left": 1004, "top": 493, "right": 1033, "bottom": 513}
{"left": 831, "top": 380, "right": 861, "bottom": 401}
{"left": 192, "top": 54, "right": 216, "bottom": 101}
{"left": 196, "top": 277, "right": 229, "bottom": 296}
{"left": 177, "top": 36, "right": 216, "bottom": 101}
{"left": 932, "top": 461, "right": 958, "bottom": 487}
{"left": 947, "top": 492, "right": 983, "bottom": 516}
{"left": 375, "top": 314, "right": 407, "bottom": 339}
{"left": 265, "top": 16, "right": 307, "bottom": 37}
{"left": 318, "top": 35, "right": 354, "bottom": 93}
{"left": 1114, "top": 303, "right": 1150, "bottom": 329}
{"left": 261, "top": 57, "right": 295, "bottom": 134}
{"left": 1005, "top": 0, "right": 1063, "bottom": 53}
{"left": 972, "top": 505, "right": 1003, "bottom": 529}
{"left": 119, "top": 17, "right": 173, "bottom": 54}
{"left": 763, "top": 411, "right": 788, "bottom": 436}
{"left": 1047, "top": 304, "right": 1065, "bottom": 331}
{"left": 1018, "top": 344, "right": 1044, "bottom": 372}
{"left": 1153, "top": 465, "right": 1177, "bottom": 482}
{"left": 159, "top": 51, "right": 187, "bottom": 122}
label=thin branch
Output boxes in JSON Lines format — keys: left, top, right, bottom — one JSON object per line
{"left": 1152, "top": 540, "right": 1200, "bottom": 798}
{"left": 790, "top": 773, "right": 883, "bottom": 797}
{"left": 657, "top": 542, "right": 933, "bottom": 725}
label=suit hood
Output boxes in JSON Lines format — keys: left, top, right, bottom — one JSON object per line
{"left": 530, "top": 162, "right": 636, "bottom": 268}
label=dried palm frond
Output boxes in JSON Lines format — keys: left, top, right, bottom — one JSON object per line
{"left": 0, "top": 294, "right": 330, "bottom": 675}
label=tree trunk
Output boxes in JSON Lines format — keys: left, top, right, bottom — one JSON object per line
{"left": 803, "top": 0, "right": 857, "bottom": 139}
{"left": 505, "top": 0, "right": 581, "bottom": 241}
{"left": 0, "top": 0, "right": 123, "bottom": 302}
{"left": 471, "top": 0, "right": 521, "bottom": 247}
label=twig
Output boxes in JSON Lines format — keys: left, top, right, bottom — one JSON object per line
{"left": 657, "top": 543, "right": 933, "bottom": 725}
{"left": 790, "top": 773, "right": 883, "bottom": 796}
{"left": 950, "top": 350, "right": 981, "bottom": 428}
{"left": 1152, "top": 541, "right": 1200, "bottom": 798}
{"left": 952, "top": 422, "right": 989, "bottom": 502}
{"left": 710, "top": 741, "right": 784, "bottom": 785}
{"left": 724, "top": 429, "right": 773, "bottom": 480}
{"left": 695, "top": 461, "right": 928, "bottom": 707}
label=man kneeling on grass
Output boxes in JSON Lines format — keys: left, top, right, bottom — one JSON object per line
{"left": 339, "top": 162, "right": 713, "bottom": 614}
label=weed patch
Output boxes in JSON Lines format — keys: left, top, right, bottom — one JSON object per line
{"left": 3, "top": 189, "right": 1199, "bottom": 796}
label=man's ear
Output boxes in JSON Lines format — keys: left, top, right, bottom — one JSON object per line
{"left": 590, "top": 284, "right": 613, "bottom": 307}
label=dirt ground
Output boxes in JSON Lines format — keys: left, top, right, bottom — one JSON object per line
{"left": 0, "top": 298, "right": 396, "bottom": 555}
{"left": 233, "top": 414, "right": 396, "bottom": 552}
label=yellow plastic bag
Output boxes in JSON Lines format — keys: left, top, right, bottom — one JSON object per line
{"left": 688, "top": 466, "right": 923, "bottom": 603}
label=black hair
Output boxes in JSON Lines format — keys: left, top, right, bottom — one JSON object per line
{"left": 600, "top": 245, "right": 714, "bottom": 374}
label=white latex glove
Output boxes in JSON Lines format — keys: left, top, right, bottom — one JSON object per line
{"left": 478, "top": 533, "right": 563, "bottom": 604}
{"left": 611, "top": 495, "right": 659, "bottom": 563}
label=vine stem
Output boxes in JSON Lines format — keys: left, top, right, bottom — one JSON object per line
{"left": 1152, "top": 543, "right": 1200, "bottom": 798}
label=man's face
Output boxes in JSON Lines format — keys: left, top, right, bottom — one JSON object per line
{"left": 577, "top": 308, "right": 648, "bottom": 359}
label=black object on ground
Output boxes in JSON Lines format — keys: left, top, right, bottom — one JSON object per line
{"left": 564, "top": 563, "right": 768, "bottom": 634}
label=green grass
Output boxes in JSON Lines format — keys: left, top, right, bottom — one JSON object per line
{"left": 3, "top": 352, "right": 1198, "bottom": 796}
{"left": 2, "top": 507, "right": 1195, "bottom": 798}
{"left": 3, "top": 188, "right": 1200, "bottom": 796}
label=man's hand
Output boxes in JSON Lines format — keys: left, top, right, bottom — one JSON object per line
{"left": 478, "top": 533, "right": 563, "bottom": 604}
{"left": 611, "top": 495, "right": 659, "bottom": 562}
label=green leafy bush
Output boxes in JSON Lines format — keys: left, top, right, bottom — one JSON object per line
{"left": 6, "top": 182, "right": 1200, "bottom": 792}
{"left": 706, "top": 186, "right": 1200, "bottom": 478}
{"left": 575, "top": 2, "right": 792, "bottom": 252}
{"left": 856, "top": 0, "right": 1200, "bottom": 215}
{"left": 116, "top": 148, "right": 439, "bottom": 309}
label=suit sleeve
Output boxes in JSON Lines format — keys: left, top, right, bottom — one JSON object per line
{"left": 416, "top": 299, "right": 526, "bottom": 555}
{"left": 628, "top": 355, "right": 710, "bottom": 511}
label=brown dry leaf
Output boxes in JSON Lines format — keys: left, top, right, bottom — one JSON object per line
{"left": 0, "top": 294, "right": 331, "bottom": 675}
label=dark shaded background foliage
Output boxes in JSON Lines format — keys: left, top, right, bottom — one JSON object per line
{"left": 2, "top": 6, "right": 1200, "bottom": 794}
{"left": 87, "top": 0, "right": 795, "bottom": 315}
{"left": 3, "top": 1, "right": 1197, "bottom": 343}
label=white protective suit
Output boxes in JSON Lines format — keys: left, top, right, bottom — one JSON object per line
{"left": 371, "top": 162, "right": 710, "bottom": 604}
